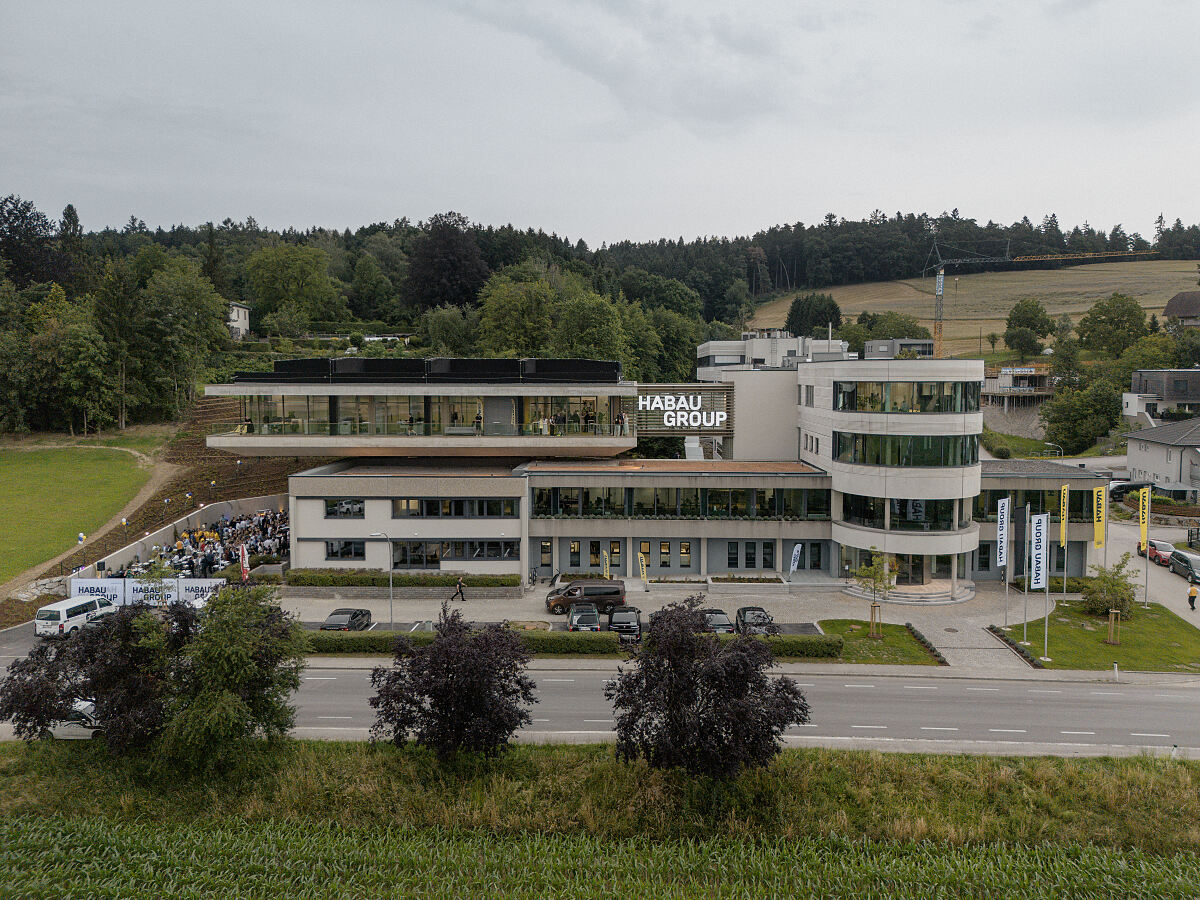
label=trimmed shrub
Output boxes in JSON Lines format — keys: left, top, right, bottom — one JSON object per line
{"left": 715, "top": 633, "right": 843, "bottom": 658}
{"left": 287, "top": 568, "right": 520, "bottom": 588}
{"left": 1010, "top": 575, "right": 1094, "bottom": 593}
{"left": 993, "top": 446, "right": 1012, "bottom": 459}
{"left": 306, "top": 629, "right": 620, "bottom": 656}
{"left": 904, "top": 622, "right": 948, "bottom": 665}
{"left": 987, "top": 625, "right": 1044, "bottom": 668}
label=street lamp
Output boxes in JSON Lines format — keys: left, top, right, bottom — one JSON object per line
{"left": 370, "top": 531, "right": 393, "bottom": 632}
{"left": 1044, "top": 442, "right": 1063, "bottom": 458}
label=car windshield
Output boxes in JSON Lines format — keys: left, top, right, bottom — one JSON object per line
{"left": 744, "top": 610, "right": 770, "bottom": 624}
{"left": 706, "top": 613, "right": 731, "bottom": 626}
{"left": 575, "top": 614, "right": 599, "bottom": 625}
{"left": 36, "top": 610, "right": 60, "bottom": 621}
{"left": 325, "top": 614, "right": 351, "bottom": 624}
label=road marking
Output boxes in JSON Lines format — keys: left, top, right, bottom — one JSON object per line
{"left": 989, "top": 728, "right": 1026, "bottom": 733}
{"left": 1131, "top": 732, "right": 1170, "bottom": 738}
{"left": 1091, "top": 691, "right": 1123, "bottom": 696}
{"left": 408, "top": 622, "right": 422, "bottom": 632}
{"left": 1028, "top": 689, "right": 1062, "bottom": 694}
{"left": 317, "top": 716, "right": 353, "bottom": 720}
{"left": 850, "top": 724, "right": 887, "bottom": 729}
{"left": 368, "top": 622, "right": 379, "bottom": 631}
{"left": 843, "top": 683, "right": 875, "bottom": 688}
{"left": 793, "top": 724, "right": 817, "bottom": 728}
{"left": 533, "top": 718, "right": 550, "bottom": 722}
{"left": 583, "top": 719, "right": 614, "bottom": 723}
{"left": 304, "top": 676, "right": 337, "bottom": 681}
{"left": 1154, "top": 694, "right": 1185, "bottom": 699}
{"left": 903, "top": 685, "right": 938, "bottom": 691}
{"left": 541, "top": 678, "right": 576, "bottom": 683}
{"left": 921, "top": 727, "right": 958, "bottom": 732}
{"left": 794, "top": 683, "right": 815, "bottom": 687}
{"left": 1061, "top": 730, "right": 1095, "bottom": 735}
{"left": 967, "top": 687, "right": 999, "bottom": 692}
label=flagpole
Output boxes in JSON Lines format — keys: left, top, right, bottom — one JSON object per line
{"left": 1023, "top": 503, "right": 1031, "bottom": 645}
{"left": 1003, "top": 493, "right": 1011, "bottom": 628}
{"left": 1143, "top": 489, "right": 1151, "bottom": 609}
{"left": 1043, "top": 545, "right": 1050, "bottom": 661}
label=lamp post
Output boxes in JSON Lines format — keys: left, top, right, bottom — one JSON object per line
{"left": 370, "top": 531, "right": 393, "bottom": 632}
{"left": 1044, "top": 441, "right": 1063, "bottom": 458}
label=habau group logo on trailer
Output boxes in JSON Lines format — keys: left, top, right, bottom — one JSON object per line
{"left": 637, "top": 393, "right": 728, "bottom": 429}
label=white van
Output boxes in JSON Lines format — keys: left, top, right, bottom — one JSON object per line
{"left": 33, "top": 596, "right": 115, "bottom": 639}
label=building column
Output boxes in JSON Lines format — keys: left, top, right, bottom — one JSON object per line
{"left": 775, "top": 537, "right": 783, "bottom": 576}
{"left": 699, "top": 539, "right": 708, "bottom": 577}
{"left": 950, "top": 554, "right": 958, "bottom": 597}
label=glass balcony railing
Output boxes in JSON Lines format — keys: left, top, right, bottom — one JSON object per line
{"left": 208, "top": 421, "right": 636, "bottom": 439}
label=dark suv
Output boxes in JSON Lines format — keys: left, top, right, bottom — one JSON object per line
{"left": 607, "top": 607, "right": 642, "bottom": 641}
{"left": 735, "top": 606, "right": 779, "bottom": 635}
{"left": 546, "top": 580, "right": 626, "bottom": 614}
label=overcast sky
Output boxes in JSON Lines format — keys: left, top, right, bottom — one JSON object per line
{"left": 2, "top": 0, "right": 1194, "bottom": 245}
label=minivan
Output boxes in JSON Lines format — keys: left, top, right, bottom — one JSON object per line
{"left": 34, "top": 597, "right": 114, "bottom": 639}
{"left": 546, "top": 579, "right": 625, "bottom": 614}
{"left": 1169, "top": 550, "right": 1200, "bottom": 583}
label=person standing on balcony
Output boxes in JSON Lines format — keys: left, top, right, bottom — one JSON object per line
{"left": 474, "top": 409, "right": 483, "bottom": 434}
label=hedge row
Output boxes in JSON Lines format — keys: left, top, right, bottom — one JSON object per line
{"left": 305, "top": 629, "right": 620, "bottom": 655}
{"left": 716, "top": 633, "right": 844, "bottom": 658}
{"left": 212, "top": 564, "right": 283, "bottom": 585}
{"left": 287, "top": 568, "right": 520, "bottom": 588}
{"left": 1009, "top": 576, "right": 1095, "bottom": 592}
{"left": 987, "top": 625, "right": 1045, "bottom": 668}
{"left": 904, "top": 622, "right": 948, "bottom": 665}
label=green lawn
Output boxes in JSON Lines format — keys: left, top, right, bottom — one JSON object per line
{"left": 0, "top": 448, "right": 150, "bottom": 582}
{"left": 982, "top": 426, "right": 1057, "bottom": 458}
{"left": 819, "top": 618, "right": 940, "bottom": 665}
{"left": 1007, "top": 601, "right": 1200, "bottom": 672}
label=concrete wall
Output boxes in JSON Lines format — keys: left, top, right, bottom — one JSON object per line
{"left": 76, "top": 494, "right": 287, "bottom": 578}
{"left": 718, "top": 367, "right": 800, "bottom": 461}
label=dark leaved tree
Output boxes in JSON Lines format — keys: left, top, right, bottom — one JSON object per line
{"left": 605, "top": 596, "right": 809, "bottom": 777}
{"left": 784, "top": 292, "right": 841, "bottom": 337}
{"left": 370, "top": 602, "right": 535, "bottom": 759}
{"left": 0, "top": 194, "right": 57, "bottom": 287}
{"left": 405, "top": 212, "right": 490, "bottom": 311}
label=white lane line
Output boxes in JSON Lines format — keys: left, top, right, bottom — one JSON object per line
{"left": 304, "top": 676, "right": 337, "bottom": 681}
{"left": 1154, "top": 694, "right": 1185, "bottom": 699}
{"left": 367, "top": 622, "right": 379, "bottom": 631}
{"left": 921, "top": 727, "right": 958, "bottom": 732}
{"left": 1028, "top": 689, "right": 1062, "bottom": 694}
{"left": 583, "top": 719, "right": 614, "bottom": 723}
{"left": 1131, "top": 732, "right": 1170, "bottom": 738}
{"left": 843, "top": 683, "right": 875, "bottom": 688}
{"left": 793, "top": 724, "right": 818, "bottom": 728}
{"left": 317, "top": 716, "right": 354, "bottom": 720}
{"left": 533, "top": 718, "right": 550, "bottom": 723}
{"left": 541, "top": 678, "right": 576, "bottom": 682}
{"left": 1091, "top": 691, "right": 1123, "bottom": 696}
{"left": 903, "top": 686, "right": 938, "bottom": 691}
{"left": 794, "top": 683, "right": 815, "bottom": 687}
{"left": 967, "top": 687, "right": 999, "bottom": 692}
{"left": 989, "top": 728, "right": 1026, "bottom": 733}
{"left": 850, "top": 724, "right": 887, "bottom": 729}
{"left": 1062, "top": 731, "right": 1096, "bottom": 735}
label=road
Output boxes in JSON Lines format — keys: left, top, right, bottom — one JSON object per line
{"left": 292, "top": 664, "right": 1200, "bottom": 757}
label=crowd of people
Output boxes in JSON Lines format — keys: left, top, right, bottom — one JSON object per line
{"left": 113, "top": 509, "right": 289, "bottom": 580}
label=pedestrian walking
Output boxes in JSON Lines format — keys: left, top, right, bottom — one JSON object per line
{"left": 1189, "top": 584, "right": 1197, "bottom": 611}
{"left": 452, "top": 576, "right": 466, "bottom": 602}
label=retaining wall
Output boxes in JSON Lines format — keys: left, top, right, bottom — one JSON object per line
{"left": 279, "top": 585, "right": 523, "bottom": 601}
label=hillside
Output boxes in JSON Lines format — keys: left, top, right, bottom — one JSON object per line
{"left": 751, "top": 260, "right": 1198, "bottom": 355}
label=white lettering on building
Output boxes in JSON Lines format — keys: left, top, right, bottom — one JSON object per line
{"left": 637, "top": 393, "right": 727, "bottom": 430}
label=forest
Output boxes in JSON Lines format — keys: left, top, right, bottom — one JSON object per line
{"left": 2, "top": 191, "right": 1199, "bottom": 435}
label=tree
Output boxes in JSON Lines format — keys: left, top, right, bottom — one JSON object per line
{"left": 158, "top": 586, "right": 305, "bottom": 773}
{"left": 550, "top": 292, "right": 627, "bottom": 362}
{"left": 350, "top": 252, "right": 394, "bottom": 321}
{"left": 92, "top": 258, "right": 142, "bottom": 429}
{"left": 604, "top": 596, "right": 809, "bottom": 777}
{"left": 1079, "top": 553, "right": 1137, "bottom": 617}
{"left": 1077, "top": 292, "right": 1147, "bottom": 356}
{"left": 1004, "top": 326, "right": 1042, "bottom": 361}
{"left": 405, "top": 212, "right": 490, "bottom": 311}
{"left": 1040, "top": 381, "right": 1121, "bottom": 454}
{"left": 1005, "top": 297, "right": 1053, "bottom": 338}
{"left": 853, "top": 548, "right": 893, "bottom": 602}
{"left": 419, "top": 303, "right": 479, "bottom": 355}
{"left": 477, "top": 274, "right": 553, "bottom": 356}
{"left": 369, "top": 603, "right": 535, "bottom": 759}
{"left": 1049, "top": 337, "right": 1084, "bottom": 389}
{"left": 261, "top": 301, "right": 310, "bottom": 338}
{"left": 863, "top": 310, "right": 931, "bottom": 341}
{"left": 0, "top": 194, "right": 57, "bottom": 287}
{"left": 784, "top": 292, "right": 841, "bottom": 337}
{"left": 1149, "top": 313, "right": 1160, "bottom": 334}
{"left": 986, "top": 332, "right": 999, "bottom": 353}
{"left": 246, "top": 244, "right": 345, "bottom": 324}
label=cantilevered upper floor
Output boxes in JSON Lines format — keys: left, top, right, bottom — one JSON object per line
{"left": 205, "top": 357, "right": 639, "bottom": 457}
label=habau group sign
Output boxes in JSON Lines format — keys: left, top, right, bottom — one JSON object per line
{"left": 633, "top": 384, "right": 733, "bottom": 436}
{"left": 69, "top": 577, "right": 227, "bottom": 607}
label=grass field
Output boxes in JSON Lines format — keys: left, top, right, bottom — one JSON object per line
{"left": 751, "top": 260, "right": 1197, "bottom": 355}
{"left": 1006, "top": 601, "right": 1200, "bottom": 672}
{"left": 5, "top": 818, "right": 1198, "bottom": 899}
{"left": 0, "top": 448, "right": 151, "bottom": 582}
{"left": 2, "top": 741, "right": 1199, "bottom": 896}
{"left": 819, "top": 618, "right": 939, "bottom": 665}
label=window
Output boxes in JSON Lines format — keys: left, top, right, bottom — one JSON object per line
{"left": 640, "top": 541, "right": 650, "bottom": 560}
{"left": 762, "top": 541, "right": 774, "bottom": 569}
{"left": 533, "top": 488, "right": 553, "bottom": 516}
{"left": 745, "top": 542, "right": 756, "bottom": 568}
{"left": 610, "top": 540, "right": 621, "bottom": 568}
{"left": 834, "top": 432, "right": 979, "bottom": 467}
{"left": 391, "top": 497, "right": 518, "bottom": 518}
{"left": 727, "top": 542, "right": 738, "bottom": 568}
{"left": 977, "top": 545, "right": 991, "bottom": 571}
{"left": 832, "top": 380, "right": 981, "bottom": 413}
{"left": 590, "top": 541, "right": 601, "bottom": 567}
{"left": 569, "top": 541, "right": 580, "bottom": 567}
{"left": 804, "top": 384, "right": 814, "bottom": 407}
{"left": 660, "top": 541, "right": 671, "bottom": 567}
{"left": 559, "top": 488, "right": 580, "bottom": 516}
{"left": 809, "top": 542, "right": 822, "bottom": 569}
{"left": 324, "top": 498, "right": 365, "bottom": 519}
{"left": 325, "top": 540, "right": 364, "bottom": 560}
{"left": 679, "top": 541, "right": 691, "bottom": 567}
{"left": 707, "top": 489, "right": 730, "bottom": 517}
{"left": 392, "top": 498, "right": 420, "bottom": 517}
{"left": 540, "top": 540, "right": 552, "bottom": 567}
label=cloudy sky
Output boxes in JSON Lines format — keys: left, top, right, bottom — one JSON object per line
{"left": 2, "top": 0, "right": 1194, "bottom": 244}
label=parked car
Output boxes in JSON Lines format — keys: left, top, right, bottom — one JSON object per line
{"left": 320, "top": 608, "right": 372, "bottom": 631}
{"left": 1141, "top": 540, "right": 1176, "bottom": 566}
{"left": 546, "top": 579, "right": 625, "bottom": 615}
{"left": 607, "top": 607, "right": 642, "bottom": 641}
{"left": 567, "top": 602, "right": 601, "bottom": 632}
{"left": 39, "top": 700, "right": 104, "bottom": 741}
{"left": 34, "top": 597, "right": 115, "bottom": 639}
{"left": 735, "top": 606, "right": 778, "bottom": 635}
{"left": 1168, "top": 550, "right": 1200, "bottom": 583}
{"left": 701, "top": 608, "right": 735, "bottom": 634}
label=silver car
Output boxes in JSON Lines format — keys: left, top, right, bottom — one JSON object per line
{"left": 40, "top": 700, "right": 104, "bottom": 741}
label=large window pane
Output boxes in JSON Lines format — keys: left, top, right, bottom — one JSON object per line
{"left": 678, "top": 488, "right": 701, "bottom": 517}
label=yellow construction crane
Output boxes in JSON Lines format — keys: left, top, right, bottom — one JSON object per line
{"left": 922, "top": 239, "right": 1158, "bottom": 358}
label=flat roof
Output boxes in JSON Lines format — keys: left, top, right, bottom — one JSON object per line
{"left": 981, "top": 459, "right": 1107, "bottom": 479}
{"left": 522, "top": 459, "right": 824, "bottom": 475}
{"left": 294, "top": 459, "right": 523, "bottom": 478}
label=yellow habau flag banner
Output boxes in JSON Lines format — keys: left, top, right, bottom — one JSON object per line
{"left": 603, "top": 550, "right": 610, "bottom": 579}
{"left": 1093, "top": 486, "right": 1106, "bottom": 548}
{"left": 1060, "top": 484, "right": 1069, "bottom": 548}
{"left": 638, "top": 552, "right": 648, "bottom": 582}
{"left": 1138, "top": 487, "right": 1150, "bottom": 552}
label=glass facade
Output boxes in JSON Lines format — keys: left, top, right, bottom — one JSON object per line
{"left": 972, "top": 489, "right": 1093, "bottom": 522}
{"left": 833, "top": 381, "right": 981, "bottom": 413}
{"left": 393, "top": 539, "right": 519, "bottom": 568}
{"left": 841, "top": 495, "right": 958, "bottom": 531}
{"left": 833, "top": 432, "right": 979, "bottom": 467}
{"left": 530, "top": 486, "right": 832, "bottom": 519}
{"left": 392, "top": 498, "right": 518, "bottom": 518}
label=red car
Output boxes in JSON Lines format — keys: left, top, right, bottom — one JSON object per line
{"left": 1145, "top": 540, "right": 1175, "bottom": 566}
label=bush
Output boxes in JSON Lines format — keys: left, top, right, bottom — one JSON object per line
{"left": 987, "top": 625, "right": 1044, "bottom": 668}
{"left": 1010, "top": 575, "right": 1095, "bottom": 593}
{"left": 904, "top": 623, "right": 948, "bottom": 665}
{"left": 306, "top": 629, "right": 621, "bottom": 655}
{"left": 287, "top": 568, "right": 519, "bottom": 588}
{"left": 716, "top": 633, "right": 843, "bottom": 658}
{"left": 1079, "top": 554, "right": 1137, "bottom": 617}
{"left": 993, "top": 446, "right": 1012, "bottom": 459}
